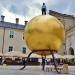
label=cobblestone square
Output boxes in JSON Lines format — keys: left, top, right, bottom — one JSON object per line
{"left": 0, "top": 66, "right": 75, "bottom": 75}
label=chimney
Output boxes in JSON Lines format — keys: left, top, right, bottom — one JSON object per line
{"left": 16, "top": 18, "right": 19, "bottom": 24}
{"left": 24, "top": 20, "right": 28, "bottom": 26}
{"left": 1, "top": 15, "right": 5, "bottom": 22}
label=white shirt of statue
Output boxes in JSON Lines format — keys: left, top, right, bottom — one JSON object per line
{"left": 42, "top": 5, "right": 47, "bottom": 10}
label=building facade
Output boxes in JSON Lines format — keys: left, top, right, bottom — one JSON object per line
{"left": 0, "top": 10, "right": 75, "bottom": 56}
{"left": 0, "top": 16, "right": 31, "bottom": 55}
{"left": 49, "top": 10, "right": 75, "bottom": 55}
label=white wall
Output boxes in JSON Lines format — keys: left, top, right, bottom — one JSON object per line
{"left": 0, "top": 27, "right": 4, "bottom": 53}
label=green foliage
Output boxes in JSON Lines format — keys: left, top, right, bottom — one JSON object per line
{"left": 69, "top": 58, "right": 75, "bottom": 65}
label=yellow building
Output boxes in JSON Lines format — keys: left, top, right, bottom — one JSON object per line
{"left": 49, "top": 10, "right": 75, "bottom": 55}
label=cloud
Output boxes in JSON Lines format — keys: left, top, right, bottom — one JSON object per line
{"left": 2, "top": 8, "right": 28, "bottom": 25}
{"left": 0, "top": 0, "right": 75, "bottom": 24}
{"left": 62, "top": 1, "right": 72, "bottom": 14}
{"left": 0, "top": 0, "right": 50, "bottom": 24}
{"left": 63, "top": 0, "right": 75, "bottom": 15}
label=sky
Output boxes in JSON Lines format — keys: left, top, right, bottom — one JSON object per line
{"left": 0, "top": 0, "right": 75, "bottom": 25}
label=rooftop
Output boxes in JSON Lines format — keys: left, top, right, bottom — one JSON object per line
{"left": 49, "top": 10, "right": 74, "bottom": 18}
{"left": 0, "top": 21, "right": 25, "bottom": 30}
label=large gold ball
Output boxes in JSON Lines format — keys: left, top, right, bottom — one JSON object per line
{"left": 24, "top": 15, "right": 65, "bottom": 55}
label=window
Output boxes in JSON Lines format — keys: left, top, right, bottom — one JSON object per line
{"left": 58, "top": 18, "right": 61, "bottom": 20}
{"left": 22, "top": 47, "right": 26, "bottom": 54}
{"left": 23, "top": 33, "right": 24, "bottom": 40}
{"left": 10, "top": 31, "right": 14, "bottom": 38}
{"left": 9, "top": 46, "right": 13, "bottom": 52}
{"left": 23, "top": 36, "right": 24, "bottom": 40}
{"left": 69, "top": 47, "right": 74, "bottom": 55}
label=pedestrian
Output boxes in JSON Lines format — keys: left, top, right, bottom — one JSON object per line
{"left": 22, "top": 58, "right": 26, "bottom": 68}
{"left": 20, "top": 58, "right": 27, "bottom": 70}
{"left": 42, "top": 56, "right": 45, "bottom": 71}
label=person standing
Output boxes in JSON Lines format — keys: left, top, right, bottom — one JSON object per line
{"left": 42, "top": 56, "right": 45, "bottom": 71}
{"left": 41, "top": 3, "right": 47, "bottom": 15}
{"left": 22, "top": 58, "right": 26, "bottom": 68}
{"left": 20, "top": 58, "right": 26, "bottom": 70}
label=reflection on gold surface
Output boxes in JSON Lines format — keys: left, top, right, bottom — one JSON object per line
{"left": 24, "top": 15, "right": 65, "bottom": 55}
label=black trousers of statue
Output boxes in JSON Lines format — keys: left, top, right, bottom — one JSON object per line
{"left": 42, "top": 8, "right": 46, "bottom": 15}
{"left": 42, "top": 64, "right": 45, "bottom": 71}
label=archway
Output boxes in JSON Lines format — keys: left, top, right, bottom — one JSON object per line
{"left": 69, "top": 47, "right": 74, "bottom": 55}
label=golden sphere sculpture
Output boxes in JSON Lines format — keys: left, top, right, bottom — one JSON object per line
{"left": 24, "top": 15, "right": 65, "bottom": 55}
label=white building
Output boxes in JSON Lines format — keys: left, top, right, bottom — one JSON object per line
{"left": 0, "top": 16, "right": 31, "bottom": 55}
{"left": 49, "top": 10, "right": 75, "bottom": 55}
{"left": 0, "top": 10, "right": 75, "bottom": 56}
